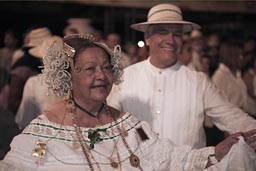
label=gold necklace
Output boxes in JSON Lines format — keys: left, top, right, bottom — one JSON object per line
{"left": 66, "top": 99, "right": 98, "bottom": 171}
{"left": 31, "top": 110, "right": 67, "bottom": 164}
{"left": 67, "top": 99, "right": 143, "bottom": 170}
{"left": 91, "top": 137, "right": 120, "bottom": 169}
{"left": 104, "top": 104, "right": 144, "bottom": 171}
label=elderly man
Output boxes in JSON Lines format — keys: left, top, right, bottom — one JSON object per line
{"left": 108, "top": 3, "right": 256, "bottom": 150}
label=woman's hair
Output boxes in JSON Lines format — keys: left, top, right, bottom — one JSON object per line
{"left": 219, "top": 40, "right": 242, "bottom": 71}
{"left": 42, "top": 34, "right": 123, "bottom": 98}
{"left": 64, "top": 34, "right": 111, "bottom": 67}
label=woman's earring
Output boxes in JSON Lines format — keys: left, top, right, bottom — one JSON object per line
{"left": 74, "top": 65, "right": 81, "bottom": 72}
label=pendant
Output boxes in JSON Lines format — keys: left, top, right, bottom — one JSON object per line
{"left": 121, "top": 127, "right": 128, "bottom": 137}
{"left": 110, "top": 159, "right": 119, "bottom": 168}
{"left": 129, "top": 154, "right": 140, "bottom": 168}
{"left": 72, "top": 141, "right": 80, "bottom": 150}
{"left": 32, "top": 140, "right": 47, "bottom": 159}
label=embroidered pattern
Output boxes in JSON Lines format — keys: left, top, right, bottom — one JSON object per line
{"left": 23, "top": 114, "right": 140, "bottom": 143}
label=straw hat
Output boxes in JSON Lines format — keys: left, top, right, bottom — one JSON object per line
{"left": 130, "top": 3, "right": 200, "bottom": 33}
{"left": 26, "top": 27, "right": 52, "bottom": 47}
{"left": 29, "top": 36, "right": 62, "bottom": 58}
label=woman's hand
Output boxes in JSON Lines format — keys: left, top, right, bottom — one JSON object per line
{"left": 214, "top": 132, "right": 242, "bottom": 161}
{"left": 243, "top": 129, "right": 256, "bottom": 151}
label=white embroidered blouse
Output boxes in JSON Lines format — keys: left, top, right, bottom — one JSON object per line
{"left": 1, "top": 113, "right": 215, "bottom": 171}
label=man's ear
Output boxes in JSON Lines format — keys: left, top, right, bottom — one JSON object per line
{"left": 145, "top": 40, "right": 149, "bottom": 46}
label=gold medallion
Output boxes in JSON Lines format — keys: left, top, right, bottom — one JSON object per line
{"left": 129, "top": 154, "right": 140, "bottom": 168}
{"left": 72, "top": 141, "right": 80, "bottom": 150}
{"left": 32, "top": 140, "right": 47, "bottom": 158}
{"left": 110, "top": 159, "right": 119, "bottom": 168}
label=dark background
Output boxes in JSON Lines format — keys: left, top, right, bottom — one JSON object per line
{"left": 0, "top": 1, "right": 256, "bottom": 46}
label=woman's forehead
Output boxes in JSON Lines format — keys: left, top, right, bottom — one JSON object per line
{"left": 77, "top": 47, "right": 109, "bottom": 62}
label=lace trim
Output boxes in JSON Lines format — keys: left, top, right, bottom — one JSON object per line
{"left": 22, "top": 113, "right": 140, "bottom": 142}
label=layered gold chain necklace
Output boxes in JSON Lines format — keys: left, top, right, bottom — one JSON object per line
{"left": 67, "top": 99, "right": 143, "bottom": 171}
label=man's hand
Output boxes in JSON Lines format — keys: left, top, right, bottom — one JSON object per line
{"left": 243, "top": 129, "right": 256, "bottom": 151}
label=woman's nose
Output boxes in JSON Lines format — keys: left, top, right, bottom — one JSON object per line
{"left": 95, "top": 68, "right": 106, "bottom": 79}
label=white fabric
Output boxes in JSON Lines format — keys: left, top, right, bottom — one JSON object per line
{"left": 219, "top": 136, "right": 256, "bottom": 171}
{"left": 108, "top": 58, "right": 256, "bottom": 148}
{"left": 0, "top": 113, "right": 215, "bottom": 171}
{"left": 212, "top": 63, "right": 248, "bottom": 110}
{"left": 15, "top": 75, "right": 62, "bottom": 130}
{"left": 206, "top": 137, "right": 256, "bottom": 171}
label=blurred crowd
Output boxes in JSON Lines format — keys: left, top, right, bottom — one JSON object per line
{"left": 0, "top": 17, "right": 255, "bottom": 159}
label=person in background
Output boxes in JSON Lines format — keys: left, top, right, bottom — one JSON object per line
{"left": 106, "top": 33, "right": 132, "bottom": 68}
{"left": 108, "top": 3, "right": 256, "bottom": 150}
{"left": 1, "top": 33, "right": 256, "bottom": 171}
{"left": 11, "top": 27, "right": 34, "bottom": 67}
{"left": 15, "top": 36, "right": 64, "bottom": 130}
{"left": 7, "top": 27, "right": 52, "bottom": 114}
{"left": 63, "top": 18, "right": 94, "bottom": 37}
{"left": 0, "top": 29, "right": 19, "bottom": 72}
{"left": 93, "top": 29, "right": 105, "bottom": 43}
{"left": 212, "top": 40, "right": 249, "bottom": 112}
{"left": 125, "top": 42, "right": 140, "bottom": 64}
{"left": 187, "top": 29, "right": 204, "bottom": 71}
{"left": 241, "top": 52, "right": 256, "bottom": 117}
{"left": 206, "top": 33, "right": 221, "bottom": 77}
{"left": 178, "top": 41, "right": 192, "bottom": 66}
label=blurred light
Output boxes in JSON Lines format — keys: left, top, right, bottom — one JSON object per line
{"left": 137, "top": 41, "right": 145, "bottom": 47}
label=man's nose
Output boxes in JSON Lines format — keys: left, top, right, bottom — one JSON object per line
{"left": 165, "top": 33, "right": 175, "bottom": 42}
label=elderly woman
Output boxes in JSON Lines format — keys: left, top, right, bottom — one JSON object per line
{"left": 0, "top": 34, "right": 255, "bottom": 171}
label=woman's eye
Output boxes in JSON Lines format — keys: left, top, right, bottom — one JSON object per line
{"left": 82, "top": 66, "right": 96, "bottom": 74}
{"left": 85, "top": 67, "right": 95, "bottom": 71}
{"left": 104, "top": 65, "right": 112, "bottom": 71}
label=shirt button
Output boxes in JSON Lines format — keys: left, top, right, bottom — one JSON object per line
{"left": 158, "top": 89, "right": 161, "bottom": 92}
{"left": 159, "top": 71, "right": 162, "bottom": 74}
{"left": 156, "top": 110, "right": 161, "bottom": 114}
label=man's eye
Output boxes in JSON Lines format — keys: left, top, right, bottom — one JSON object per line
{"left": 158, "top": 30, "right": 168, "bottom": 35}
{"left": 173, "top": 32, "right": 182, "bottom": 37}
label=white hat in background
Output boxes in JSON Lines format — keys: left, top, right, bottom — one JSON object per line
{"left": 130, "top": 3, "right": 200, "bottom": 33}
{"left": 26, "top": 27, "right": 52, "bottom": 47}
{"left": 29, "top": 36, "right": 62, "bottom": 58}
{"left": 65, "top": 18, "right": 94, "bottom": 35}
